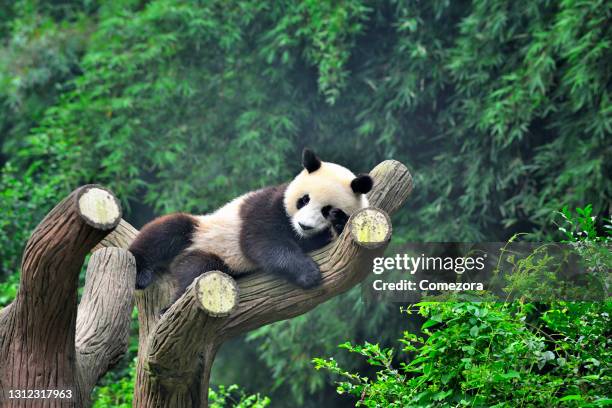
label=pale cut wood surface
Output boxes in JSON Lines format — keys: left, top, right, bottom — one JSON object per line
{"left": 349, "top": 207, "right": 392, "bottom": 248}
{"left": 195, "top": 271, "right": 240, "bottom": 317}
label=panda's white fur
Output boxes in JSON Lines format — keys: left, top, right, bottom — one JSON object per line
{"left": 129, "top": 148, "right": 374, "bottom": 307}
{"left": 284, "top": 161, "right": 369, "bottom": 237}
{"left": 188, "top": 193, "right": 256, "bottom": 274}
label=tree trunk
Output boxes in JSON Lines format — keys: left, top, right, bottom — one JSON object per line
{"left": 0, "top": 159, "right": 412, "bottom": 408}
{"left": 0, "top": 185, "right": 135, "bottom": 407}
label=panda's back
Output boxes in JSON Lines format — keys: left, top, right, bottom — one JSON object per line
{"left": 188, "top": 192, "right": 256, "bottom": 273}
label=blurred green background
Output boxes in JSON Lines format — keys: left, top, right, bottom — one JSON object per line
{"left": 0, "top": 0, "right": 610, "bottom": 406}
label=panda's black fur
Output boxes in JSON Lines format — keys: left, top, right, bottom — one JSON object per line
{"left": 129, "top": 148, "right": 372, "bottom": 308}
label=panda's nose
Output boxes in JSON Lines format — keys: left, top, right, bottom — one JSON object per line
{"left": 299, "top": 223, "right": 314, "bottom": 231}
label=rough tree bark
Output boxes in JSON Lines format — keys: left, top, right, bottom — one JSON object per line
{"left": 93, "top": 159, "right": 413, "bottom": 407}
{"left": 76, "top": 248, "right": 136, "bottom": 395}
{"left": 0, "top": 185, "right": 135, "bottom": 407}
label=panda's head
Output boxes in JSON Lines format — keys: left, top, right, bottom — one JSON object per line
{"left": 284, "top": 148, "right": 373, "bottom": 238}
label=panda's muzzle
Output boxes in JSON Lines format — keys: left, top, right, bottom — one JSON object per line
{"left": 298, "top": 222, "right": 314, "bottom": 231}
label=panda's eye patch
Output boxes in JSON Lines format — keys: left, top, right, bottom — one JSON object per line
{"left": 296, "top": 194, "right": 310, "bottom": 209}
{"left": 321, "top": 205, "right": 332, "bottom": 218}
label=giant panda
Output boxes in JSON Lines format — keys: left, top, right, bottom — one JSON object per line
{"left": 129, "top": 148, "right": 373, "bottom": 307}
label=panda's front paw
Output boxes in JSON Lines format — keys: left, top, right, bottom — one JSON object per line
{"left": 294, "top": 258, "right": 322, "bottom": 289}
{"left": 329, "top": 208, "right": 349, "bottom": 235}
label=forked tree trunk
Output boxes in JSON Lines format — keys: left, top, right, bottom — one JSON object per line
{"left": 0, "top": 160, "right": 412, "bottom": 407}
{"left": 0, "top": 186, "right": 135, "bottom": 407}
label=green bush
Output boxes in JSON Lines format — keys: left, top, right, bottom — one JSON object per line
{"left": 314, "top": 208, "right": 611, "bottom": 406}
{"left": 314, "top": 301, "right": 611, "bottom": 407}
{"left": 209, "top": 385, "right": 271, "bottom": 408}
{"left": 92, "top": 360, "right": 270, "bottom": 407}
{"left": 0, "top": 271, "right": 18, "bottom": 307}
{"left": 92, "top": 359, "right": 135, "bottom": 408}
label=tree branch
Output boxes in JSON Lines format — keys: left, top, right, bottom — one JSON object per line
{"left": 76, "top": 247, "right": 136, "bottom": 393}
{"left": 146, "top": 272, "right": 238, "bottom": 384}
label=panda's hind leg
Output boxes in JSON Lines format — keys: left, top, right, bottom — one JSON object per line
{"left": 163, "top": 250, "right": 229, "bottom": 313}
{"left": 129, "top": 213, "right": 198, "bottom": 289}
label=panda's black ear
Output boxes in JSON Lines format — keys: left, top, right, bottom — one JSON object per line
{"left": 351, "top": 174, "right": 373, "bottom": 194}
{"left": 302, "top": 148, "right": 321, "bottom": 173}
